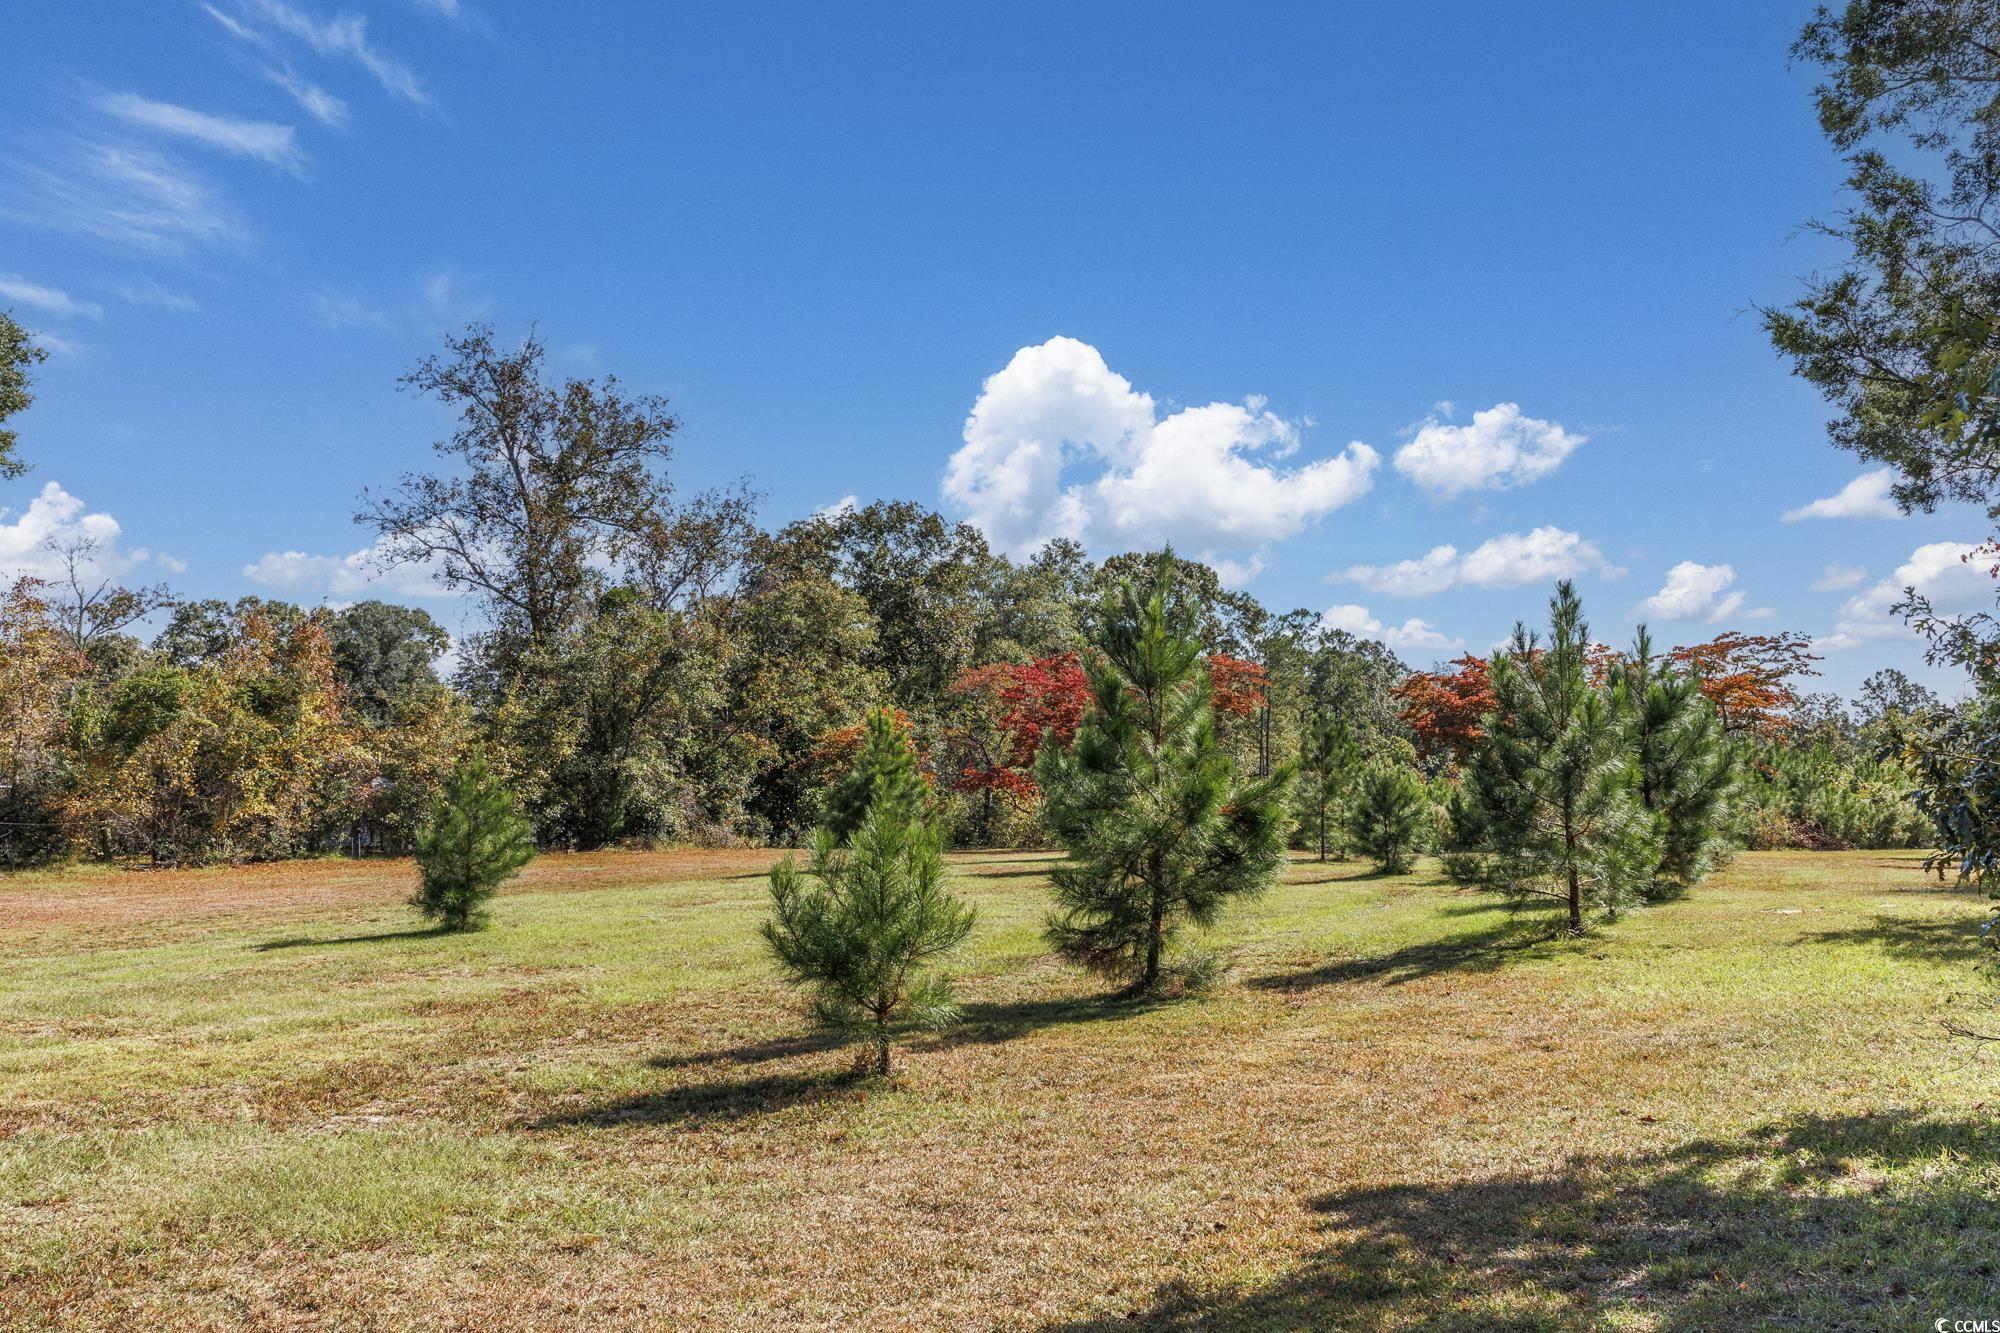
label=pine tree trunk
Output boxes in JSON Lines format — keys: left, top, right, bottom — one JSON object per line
{"left": 1144, "top": 878, "right": 1165, "bottom": 989}
{"left": 874, "top": 1016, "right": 891, "bottom": 1076}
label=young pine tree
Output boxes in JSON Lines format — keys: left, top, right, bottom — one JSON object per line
{"left": 823, "top": 707, "right": 927, "bottom": 844}
{"left": 1296, "top": 709, "right": 1361, "bottom": 861}
{"left": 1037, "top": 556, "right": 1292, "bottom": 993}
{"left": 762, "top": 792, "right": 976, "bottom": 1076}
{"left": 1620, "top": 627, "right": 1737, "bottom": 888}
{"left": 412, "top": 754, "right": 536, "bottom": 932}
{"left": 1467, "top": 581, "right": 1659, "bottom": 931}
{"left": 1345, "top": 762, "right": 1429, "bottom": 874}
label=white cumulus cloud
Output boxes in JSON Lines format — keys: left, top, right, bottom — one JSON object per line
{"left": 1391, "top": 402, "right": 1586, "bottom": 501}
{"left": 1318, "top": 603, "right": 1463, "bottom": 657}
{"left": 1633, "top": 560, "right": 1748, "bottom": 623}
{"left": 0, "top": 481, "right": 153, "bottom": 583}
{"left": 1823, "top": 540, "right": 1992, "bottom": 650}
{"left": 1335, "top": 526, "right": 1618, "bottom": 597}
{"left": 943, "top": 336, "right": 1378, "bottom": 559}
{"left": 1782, "top": 468, "right": 1901, "bottom": 522}
{"left": 243, "top": 536, "right": 459, "bottom": 599}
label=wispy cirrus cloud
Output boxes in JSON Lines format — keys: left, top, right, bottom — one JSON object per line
{"left": 4, "top": 140, "right": 244, "bottom": 254}
{"left": 96, "top": 92, "right": 303, "bottom": 172}
{"left": 0, "top": 274, "right": 102, "bottom": 319}
{"left": 218, "top": 0, "right": 431, "bottom": 109}
{"left": 264, "top": 65, "right": 349, "bottom": 128}
{"left": 310, "top": 268, "right": 491, "bottom": 335}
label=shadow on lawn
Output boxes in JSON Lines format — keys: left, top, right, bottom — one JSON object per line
{"left": 254, "top": 926, "right": 448, "bottom": 951}
{"left": 1044, "top": 1110, "right": 2000, "bottom": 1330}
{"left": 532, "top": 1068, "right": 869, "bottom": 1127}
{"left": 1795, "top": 912, "right": 1991, "bottom": 962}
{"left": 647, "top": 1033, "right": 851, "bottom": 1070}
{"left": 1249, "top": 917, "right": 1561, "bottom": 992}
{"left": 922, "top": 991, "right": 1164, "bottom": 1049}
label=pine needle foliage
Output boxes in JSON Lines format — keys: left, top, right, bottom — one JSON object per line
{"left": 1037, "top": 554, "right": 1292, "bottom": 992}
{"left": 823, "top": 707, "right": 926, "bottom": 844}
{"left": 1620, "top": 626, "right": 1738, "bottom": 888}
{"left": 761, "top": 794, "right": 975, "bottom": 1075}
{"left": 1467, "top": 581, "right": 1659, "bottom": 931}
{"left": 412, "top": 753, "right": 536, "bottom": 932}
{"left": 1346, "top": 761, "right": 1429, "bottom": 875}
{"left": 1297, "top": 708, "right": 1362, "bottom": 861}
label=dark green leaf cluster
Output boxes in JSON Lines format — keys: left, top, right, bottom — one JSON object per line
{"left": 1769, "top": 1, "right": 2000, "bottom": 515}
{"left": 823, "top": 707, "right": 927, "bottom": 844}
{"left": 1037, "top": 557, "right": 1292, "bottom": 990}
{"left": 1619, "top": 627, "right": 1738, "bottom": 886}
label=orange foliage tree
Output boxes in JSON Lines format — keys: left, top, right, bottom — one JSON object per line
{"left": 1391, "top": 654, "right": 1496, "bottom": 766}
{"left": 1667, "top": 631, "right": 1821, "bottom": 739}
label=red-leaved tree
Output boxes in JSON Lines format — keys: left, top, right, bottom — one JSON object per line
{"left": 1667, "top": 631, "right": 1820, "bottom": 739}
{"left": 1392, "top": 654, "right": 1496, "bottom": 766}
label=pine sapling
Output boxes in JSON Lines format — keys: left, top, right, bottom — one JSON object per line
{"left": 1346, "top": 762, "right": 1429, "bottom": 874}
{"left": 762, "top": 793, "right": 975, "bottom": 1075}
{"left": 412, "top": 754, "right": 535, "bottom": 931}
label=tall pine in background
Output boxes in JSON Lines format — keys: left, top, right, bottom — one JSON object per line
{"left": 1296, "top": 709, "right": 1360, "bottom": 861}
{"left": 1038, "top": 556, "right": 1292, "bottom": 992}
{"left": 764, "top": 720, "right": 974, "bottom": 1075}
{"left": 1467, "top": 582, "right": 1658, "bottom": 931}
{"left": 823, "top": 707, "right": 927, "bottom": 844}
{"left": 1621, "top": 627, "right": 1737, "bottom": 888}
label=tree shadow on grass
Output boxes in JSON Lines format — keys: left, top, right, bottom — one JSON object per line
{"left": 1043, "top": 1110, "right": 2000, "bottom": 1330}
{"left": 646, "top": 1032, "right": 852, "bottom": 1070}
{"left": 254, "top": 926, "right": 448, "bottom": 951}
{"left": 1794, "top": 912, "right": 1991, "bottom": 963}
{"left": 1248, "top": 917, "right": 1563, "bottom": 992}
{"left": 919, "top": 991, "right": 1166, "bottom": 1050}
{"left": 531, "top": 1067, "right": 869, "bottom": 1128}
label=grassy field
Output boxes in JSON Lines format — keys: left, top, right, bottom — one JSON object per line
{"left": 1, "top": 847, "right": 1997, "bottom": 1329}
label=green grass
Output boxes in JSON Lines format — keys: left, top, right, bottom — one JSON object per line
{"left": 1, "top": 848, "right": 1996, "bottom": 1328}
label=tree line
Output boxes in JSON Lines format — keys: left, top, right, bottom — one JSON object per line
{"left": 0, "top": 314, "right": 1940, "bottom": 868}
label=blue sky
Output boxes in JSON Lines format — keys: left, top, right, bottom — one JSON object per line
{"left": 3, "top": 1, "right": 1990, "bottom": 696}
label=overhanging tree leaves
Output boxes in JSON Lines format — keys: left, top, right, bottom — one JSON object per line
{"left": 1767, "top": 0, "right": 2000, "bottom": 516}
{"left": 1037, "top": 556, "right": 1292, "bottom": 992}
{"left": 0, "top": 311, "right": 44, "bottom": 481}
